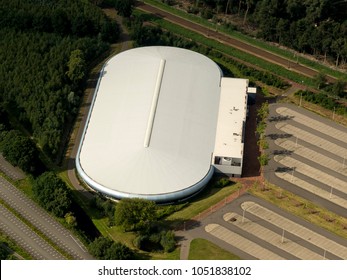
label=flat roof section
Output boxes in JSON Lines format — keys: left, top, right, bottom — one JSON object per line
{"left": 76, "top": 46, "right": 222, "bottom": 202}
{"left": 213, "top": 78, "right": 248, "bottom": 159}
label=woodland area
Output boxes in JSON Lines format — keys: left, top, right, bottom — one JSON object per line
{"left": 169, "top": 0, "right": 347, "bottom": 68}
{"left": 0, "top": 0, "right": 119, "bottom": 163}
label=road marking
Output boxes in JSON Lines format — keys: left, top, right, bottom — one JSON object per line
{"left": 275, "top": 171, "right": 347, "bottom": 209}
{"left": 276, "top": 107, "right": 347, "bottom": 141}
{"left": 70, "top": 235, "right": 87, "bottom": 253}
{"left": 223, "top": 212, "right": 325, "bottom": 259}
{"left": 275, "top": 123, "right": 347, "bottom": 157}
{"left": 241, "top": 201, "right": 347, "bottom": 259}
{"left": 274, "top": 139, "right": 347, "bottom": 176}
{"left": 205, "top": 223, "right": 285, "bottom": 260}
{"left": 274, "top": 155, "right": 347, "bottom": 194}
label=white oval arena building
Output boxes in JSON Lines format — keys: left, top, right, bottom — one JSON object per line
{"left": 76, "top": 46, "right": 248, "bottom": 203}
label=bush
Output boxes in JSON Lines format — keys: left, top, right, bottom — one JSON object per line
{"left": 133, "top": 235, "right": 147, "bottom": 250}
{"left": 0, "top": 243, "right": 10, "bottom": 260}
{"left": 214, "top": 177, "right": 231, "bottom": 188}
{"left": 32, "top": 172, "right": 72, "bottom": 217}
{"left": 89, "top": 236, "right": 135, "bottom": 260}
{"left": 133, "top": 231, "right": 176, "bottom": 253}
{"left": 160, "top": 231, "right": 176, "bottom": 253}
{"left": 0, "top": 130, "right": 41, "bottom": 174}
{"left": 295, "top": 90, "right": 346, "bottom": 114}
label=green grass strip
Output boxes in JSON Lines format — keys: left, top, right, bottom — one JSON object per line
{"left": 189, "top": 238, "right": 241, "bottom": 260}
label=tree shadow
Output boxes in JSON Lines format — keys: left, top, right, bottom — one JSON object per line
{"left": 267, "top": 133, "right": 292, "bottom": 140}
{"left": 275, "top": 166, "right": 295, "bottom": 173}
{"left": 168, "top": 218, "right": 202, "bottom": 232}
{"left": 268, "top": 115, "right": 294, "bottom": 122}
{"left": 70, "top": 189, "right": 102, "bottom": 241}
{"left": 273, "top": 149, "right": 293, "bottom": 156}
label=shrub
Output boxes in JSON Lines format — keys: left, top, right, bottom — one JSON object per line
{"left": 214, "top": 177, "right": 231, "bottom": 188}
{"left": 160, "top": 230, "right": 176, "bottom": 253}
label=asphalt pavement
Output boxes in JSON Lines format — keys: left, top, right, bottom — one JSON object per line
{"left": 177, "top": 194, "right": 347, "bottom": 260}
{"left": 0, "top": 177, "right": 93, "bottom": 259}
{"left": 264, "top": 103, "right": 347, "bottom": 217}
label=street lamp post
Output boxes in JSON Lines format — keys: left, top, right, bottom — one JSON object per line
{"left": 290, "top": 167, "right": 295, "bottom": 182}
{"left": 342, "top": 156, "right": 346, "bottom": 168}
{"left": 295, "top": 136, "right": 298, "bottom": 148}
{"left": 281, "top": 228, "right": 285, "bottom": 244}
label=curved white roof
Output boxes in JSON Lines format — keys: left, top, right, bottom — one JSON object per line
{"left": 76, "top": 46, "right": 222, "bottom": 202}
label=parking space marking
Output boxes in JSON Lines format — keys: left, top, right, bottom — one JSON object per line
{"left": 275, "top": 171, "right": 347, "bottom": 209}
{"left": 223, "top": 212, "right": 325, "bottom": 259}
{"left": 241, "top": 201, "right": 347, "bottom": 259}
{"left": 205, "top": 223, "right": 284, "bottom": 260}
{"left": 275, "top": 123, "right": 347, "bottom": 158}
{"left": 275, "top": 139, "right": 347, "bottom": 176}
{"left": 274, "top": 155, "right": 347, "bottom": 194}
{"left": 276, "top": 107, "right": 347, "bottom": 141}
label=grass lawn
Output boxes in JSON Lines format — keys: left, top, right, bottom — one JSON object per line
{"left": 189, "top": 238, "right": 241, "bottom": 260}
{"left": 166, "top": 180, "right": 241, "bottom": 228}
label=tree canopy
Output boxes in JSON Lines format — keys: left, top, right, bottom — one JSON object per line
{"left": 0, "top": 0, "right": 119, "bottom": 159}
{"left": 115, "top": 198, "right": 157, "bottom": 232}
{"left": 32, "top": 172, "right": 72, "bottom": 217}
{"left": 114, "top": 0, "right": 136, "bottom": 18}
{"left": 88, "top": 236, "right": 135, "bottom": 260}
{"left": 0, "top": 130, "right": 40, "bottom": 173}
{"left": 174, "top": 0, "right": 347, "bottom": 67}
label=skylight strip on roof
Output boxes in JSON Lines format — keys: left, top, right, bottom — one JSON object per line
{"left": 144, "top": 59, "right": 166, "bottom": 148}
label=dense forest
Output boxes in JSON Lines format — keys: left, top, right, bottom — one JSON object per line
{"left": 0, "top": 0, "right": 119, "bottom": 161}
{"left": 171, "top": 0, "right": 347, "bottom": 68}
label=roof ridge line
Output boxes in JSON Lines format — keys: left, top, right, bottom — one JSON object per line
{"left": 144, "top": 58, "right": 166, "bottom": 148}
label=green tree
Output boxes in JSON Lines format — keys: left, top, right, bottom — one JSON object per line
{"left": 115, "top": 198, "right": 157, "bottom": 232}
{"left": 160, "top": 230, "right": 176, "bottom": 253}
{"left": 258, "top": 153, "right": 269, "bottom": 167}
{"left": 65, "top": 212, "right": 77, "bottom": 228}
{"left": 32, "top": 172, "right": 72, "bottom": 217}
{"left": 330, "top": 80, "right": 347, "bottom": 98}
{"left": 88, "top": 236, "right": 113, "bottom": 259}
{"left": 105, "top": 242, "right": 135, "bottom": 260}
{"left": 114, "top": 0, "right": 135, "bottom": 18}
{"left": 0, "top": 243, "right": 10, "bottom": 260}
{"left": 0, "top": 130, "right": 39, "bottom": 173}
{"left": 257, "top": 101, "right": 269, "bottom": 120}
{"left": 314, "top": 72, "right": 327, "bottom": 90}
{"left": 89, "top": 237, "right": 135, "bottom": 260}
{"left": 66, "top": 49, "right": 86, "bottom": 84}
